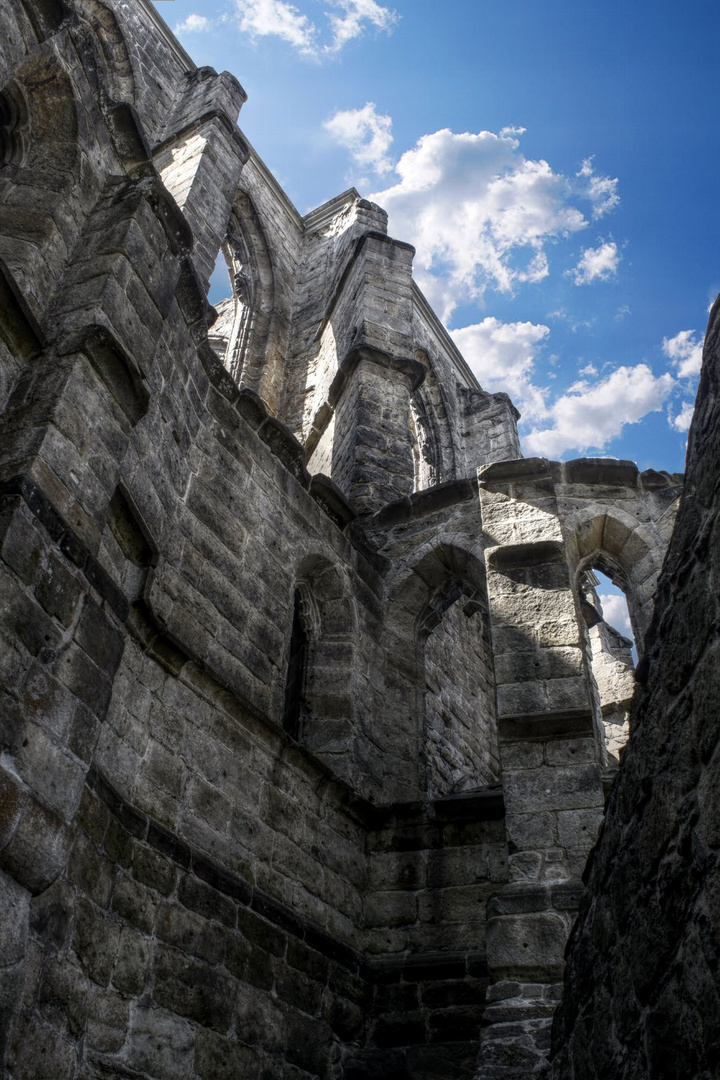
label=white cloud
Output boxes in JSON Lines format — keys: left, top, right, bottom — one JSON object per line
{"left": 662, "top": 329, "right": 703, "bottom": 378}
{"left": 233, "top": 0, "right": 395, "bottom": 55}
{"left": 671, "top": 400, "right": 695, "bottom": 432}
{"left": 524, "top": 363, "right": 674, "bottom": 458}
{"left": 234, "top": 0, "right": 317, "bottom": 53}
{"left": 451, "top": 318, "right": 550, "bottom": 421}
{"left": 569, "top": 241, "right": 620, "bottom": 285}
{"left": 326, "top": 0, "right": 398, "bottom": 52}
{"left": 175, "top": 14, "right": 211, "bottom": 33}
{"left": 324, "top": 102, "right": 393, "bottom": 174}
{"left": 577, "top": 158, "right": 620, "bottom": 219}
{"left": 579, "top": 363, "right": 598, "bottom": 376}
{"left": 368, "top": 127, "right": 596, "bottom": 321}
{"left": 599, "top": 593, "right": 633, "bottom": 640}
{"left": 615, "top": 304, "right": 631, "bottom": 321}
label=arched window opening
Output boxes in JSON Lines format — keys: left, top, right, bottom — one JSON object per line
{"left": 207, "top": 237, "right": 255, "bottom": 383}
{"left": 579, "top": 568, "right": 635, "bottom": 763}
{"left": 283, "top": 587, "right": 312, "bottom": 740}
{"left": 421, "top": 576, "right": 499, "bottom": 796}
{"left": 409, "top": 394, "right": 439, "bottom": 493}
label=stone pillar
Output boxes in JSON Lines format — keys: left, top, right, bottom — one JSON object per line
{"left": 305, "top": 231, "right": 424, "bottom": 517}
{"left": 329, "top": 345, "right": 425, "bottom": 517}
{"left": 476, "top": 457, "right": 606, "bottom": 1077}
{"left": 154, "top": 67, "right": 249, "bottom": 289}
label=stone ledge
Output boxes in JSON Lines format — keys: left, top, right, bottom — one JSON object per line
{"left": 479, "top": 457, "right": 555, "bottom": 484}
{"left": 563, "top": 457, "right": 639, "bottom": 487}
{"left": 309, "top": 474, "right": 356, "bottom": 531}
{"left": 370, "top": 477, "right": 478, "bottom": 530}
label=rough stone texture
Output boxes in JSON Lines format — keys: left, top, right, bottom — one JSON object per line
{"left": 424, "top": 597, "right": 499, "bottom": 796}
{"left": 545, "top": 299, "right": 720, "bottom": 1078}
{"left": 0, "top": 2, "right": 695, "bottom": 1078}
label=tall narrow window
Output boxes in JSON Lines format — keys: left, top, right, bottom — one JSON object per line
{"left": 283, "top": 589, "right": 309, "bottom": 739}
{"left": 208, "top": 240, "right": 254, "bottom": 383}
{"left": 580, "top": 568, "right": 635, "bottom": 762}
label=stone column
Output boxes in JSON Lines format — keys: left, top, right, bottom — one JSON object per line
{"left": 476, "top": 457, "right": 606, "bottom": 1077}
{"left": 330, "top": 345, "right": 425, "bottom": 517}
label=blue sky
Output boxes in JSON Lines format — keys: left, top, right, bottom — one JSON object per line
{"left": 156, "top": 0, "right": 719, "bottom": 480}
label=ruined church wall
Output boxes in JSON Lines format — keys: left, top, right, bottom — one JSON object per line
{"left": 545, "top": 296, "right": 720, "bottom": 1079}
{"left": 0, "top": 6, "right": 511, "bottom": 1078}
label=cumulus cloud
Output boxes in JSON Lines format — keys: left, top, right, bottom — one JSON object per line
{"left": 577, "top": 157, "right": 620, "bottom": 219}
{"left": 569, "top": 241, "right": 620, "bottom": 285}
{"left": 175, "top": 14, "right": 211, "bottom": 33}
{"left": 233, "top": 0, "right": 396, "bottom": 56}
{"left": 524, "top": 364, "right": 674, "bottom": 458}
{"left": 451, "top": 318, "right": 550, "bottom": 420}
{"left": 234, "top": 0, "right": 316, "bottom": 53}
{"left": 367, "top": 127, "right": 599, "bottom": 320}
{"left": 326, "top": 0, "right": 398, "bottom": 52}
{"left": 324, "top": 102, "right": 393, "bottom": 174}
{"left": 662, "top": 329, "right": 703, "bottom": 378}
{"left": 671, "top": 400, "right": 695, "bottom": 432}
{"left": 599, "top": 593, "right": 633, "bottom": 640}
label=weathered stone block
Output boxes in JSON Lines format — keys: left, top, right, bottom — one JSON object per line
{"left": 125, "top": 1004, "right": 195, "bottom": 1080}
{"left": 486, "top": 910, "right": 568, "bottom": 980}
{"left": 153, "top": 945, "right": 236, "bottom": 1032}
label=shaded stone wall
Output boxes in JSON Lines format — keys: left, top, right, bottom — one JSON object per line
{"left": 545, "top": 297, "right": 720, "bottom": 1079}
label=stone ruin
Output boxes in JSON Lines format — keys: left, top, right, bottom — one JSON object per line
{"left": 0, "top": 1, "right": 716, "bottom": 1077}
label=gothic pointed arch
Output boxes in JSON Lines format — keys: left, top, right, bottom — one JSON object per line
{"left": 385, "top": 541, "right": 499, "bottom": 797}
{"left": 569, "top": 505, "right": 670, "bottom": 648}
{"left": 281, "top": 555, "right": 359, "bottom": 779}
{"left": 408, "top": 349, "right": 457, "bottom": 490}
{"left": 71, "top": 0, "right": 136, "bottom": 104}
{"left": 0, "top": 43, "right": 80, "bottom": 318}
{"left": 209, "top": 190, "right": 276, "bottom": 395}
